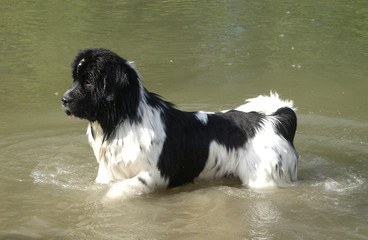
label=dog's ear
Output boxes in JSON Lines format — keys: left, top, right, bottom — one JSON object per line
{"left": 102, "top": 60, "right": 141, "bottom": 114}
{"left": 98, "top": 59, "right": 141, "bottom": 139}
{"left": 103, "top": 75, "right": 115, "bottom": 101}
{"left": 103, "top": 63, "right": 136, "bottom": 101}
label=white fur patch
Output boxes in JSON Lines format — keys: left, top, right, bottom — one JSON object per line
{"left": 106, "top": 169, "right": 168, "bottom": 199}
{"left": 236, "top": 91, "right": 295, "bottom": 114}
{"left": 197, "top": 141, "right": 243, "bottom": 180}
{"left": 88, "top": 95, "right": 166, "bottom": 186}
{"left": 241, "top": 118, "right": 298, "bottom": 188}
{"left": 195, "top": 111, "right": 210, "bottom": 125}
{"left": 78, "top": 58, "right": 85, "bottom": 67}
{"left": 76, "top": 58, "right": 85, "bottom": 75}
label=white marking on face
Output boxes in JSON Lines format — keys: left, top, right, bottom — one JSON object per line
{"left": 76, "top": 58, "right": 85, "bottom": 75}
{"left": 78, "top": 58, "right": 85, "bottom": 67}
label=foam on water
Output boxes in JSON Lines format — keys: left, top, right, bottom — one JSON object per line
{"left": 31, "top": 160, "right": 99, "bottom": 191}
{"left": 321, "top": 175, "right": 364, "bottom": 193}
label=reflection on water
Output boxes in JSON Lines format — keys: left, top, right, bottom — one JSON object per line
{"left": 1, "top": 0, "right": 368, "bottom": 239}
{"left": 249, "top": 200, "right": 280, "bottom": 239}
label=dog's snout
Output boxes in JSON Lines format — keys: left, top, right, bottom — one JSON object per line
{"left": 61, "top": 95, "right": 71, "bottom": 104}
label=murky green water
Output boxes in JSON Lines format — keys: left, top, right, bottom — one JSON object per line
{"left": 1, "top": 0, "right": 367, "bottom": 239}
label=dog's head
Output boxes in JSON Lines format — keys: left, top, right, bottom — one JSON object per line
{"left": 62, "top": 48, "right": 141, "bottom": 137}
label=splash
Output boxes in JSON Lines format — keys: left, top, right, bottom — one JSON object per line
{"left": 31, "top": 161, "right": 98, "bottom": 191}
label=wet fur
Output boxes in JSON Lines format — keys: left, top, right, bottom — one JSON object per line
{"left": 62, "top": 48, "right": 298, "bottom": 198}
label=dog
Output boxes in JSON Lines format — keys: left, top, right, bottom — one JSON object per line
{"left": 62, "top": 48, "right": 298, "bottom": 198}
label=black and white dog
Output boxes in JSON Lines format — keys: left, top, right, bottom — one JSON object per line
{"left": 62, "top": 48, "right": 298, "bottom": 198}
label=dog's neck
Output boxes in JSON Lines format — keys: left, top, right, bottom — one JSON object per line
{"left": 87, "top": 92, "right": 167, "bottom": 158}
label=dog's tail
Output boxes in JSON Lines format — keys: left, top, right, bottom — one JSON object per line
{"left": 235, "top": 91, "right": 296, "bottom": 115}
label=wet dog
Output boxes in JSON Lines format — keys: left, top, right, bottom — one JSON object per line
{"left": 62, "top": 48, "right": 298, "bottom": 198}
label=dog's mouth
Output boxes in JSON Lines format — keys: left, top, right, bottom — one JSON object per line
{"left": 65, "top": 110, "right": 73, "bottom": 119}
{"left": 62, "top": 106, "right": 73, "bottom": 119}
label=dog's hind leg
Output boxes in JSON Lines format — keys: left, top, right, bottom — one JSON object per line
{"left": 237, "top": 125, "right": 298, "bottom": 188}
{"left": 106, "top": 169, "right": 168, "bottom": 199}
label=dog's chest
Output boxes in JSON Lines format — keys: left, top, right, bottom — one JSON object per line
{"left": 87, "top": 121, "right": 165, "bottom": 182}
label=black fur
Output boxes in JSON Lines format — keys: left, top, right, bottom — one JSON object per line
{"left": 272, "top": 107, "right": 297, "bottom": 144}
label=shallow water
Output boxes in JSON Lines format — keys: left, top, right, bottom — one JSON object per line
{"left": 1, "top": 1, "right": 368, "bottom": 239}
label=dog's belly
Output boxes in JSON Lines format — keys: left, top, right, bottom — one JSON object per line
{"left": 197, "top": 141, "right": 243, "bottom": 180}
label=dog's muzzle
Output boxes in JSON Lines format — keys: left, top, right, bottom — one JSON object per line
{"left": 61, "top": 94, "right": 73, "bottom": 117}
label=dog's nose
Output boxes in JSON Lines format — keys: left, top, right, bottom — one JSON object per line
{"left": 61, "top": 96, "right": 71, "bottom": 104}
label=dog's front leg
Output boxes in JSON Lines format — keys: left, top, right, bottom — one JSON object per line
{"left": 106, "top": 169, "right": 168, "bottom": 199}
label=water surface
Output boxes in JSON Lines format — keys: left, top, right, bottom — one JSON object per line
{"left": 1, "top": 1, "right": 367, "bottom": 239}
